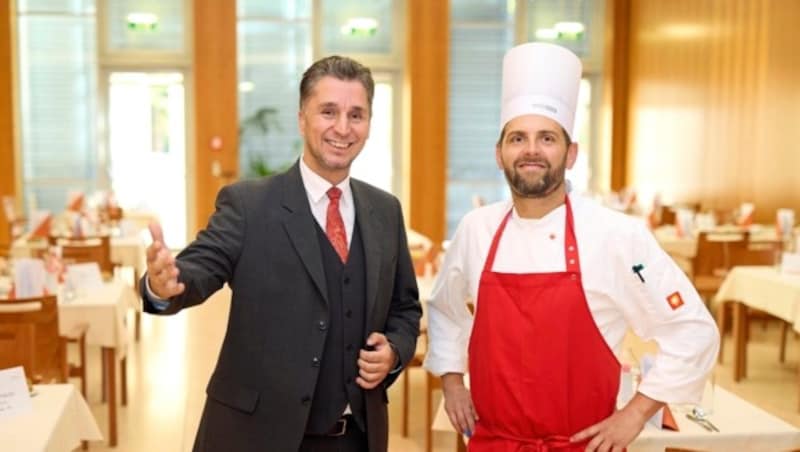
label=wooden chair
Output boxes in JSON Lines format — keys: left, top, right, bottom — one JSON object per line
{"left": 49, "top": 235, "right": 116, "bottom": 277}
{"left": 48, "top": 235, "right": 131, "bottom": 403}
{"left": 2, "top": 195, "right": 27, "bottom": 244}
{"left": 51, "top": 234, "right": 142, "bottom": 342}
{"left": 691, "top": 231, "right": 745, "bottom": 302}
{"left": 717, "top": 237, "right": 785, "bottom": 363}
{"left": 401, "top": 333, "right": 448, "bottom": 452}
{"left": 0, "top": 295, "right": 88, "bottom": 393}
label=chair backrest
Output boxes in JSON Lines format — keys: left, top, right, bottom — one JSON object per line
{"left": 50, "top": 235, "right": 114, "bottom": 274}
{"left": 407, "top": 229, "right": 438, "bottom": 276}
{"left": 729, "top": 235, "right": 782, "bottom": 266}
{"left": 692, "top": 231, "right": 746, "bottom": 278}
{"left": 0, "top": 295, "right": 66, "bottom": 383}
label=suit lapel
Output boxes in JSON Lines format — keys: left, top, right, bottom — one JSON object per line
{"left": 352, "top": 180, "right": 382, "bottom": 328}
{"left": 280, "top": 162, "right": 329, "bottom": 305}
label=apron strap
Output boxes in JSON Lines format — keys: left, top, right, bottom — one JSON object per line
{"left": 482, "top": 209, "right": 513, "bottom": 273}
{"left": 482, "top": 196, "right": 582, "bottom": 274}
{"left": 564, "top": 196, "right": 581, "bottom": 273}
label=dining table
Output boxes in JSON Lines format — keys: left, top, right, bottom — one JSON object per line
{"left": 0, "top": 383, "right": 103, "bottom": 452}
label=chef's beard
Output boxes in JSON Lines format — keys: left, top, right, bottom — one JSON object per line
{"left": 503, "top": 153, "right": 568, "bottom": 198}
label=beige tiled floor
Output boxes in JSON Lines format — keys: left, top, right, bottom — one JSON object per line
{"left": 76, "top": 289, "right": 800, "bottom": 451}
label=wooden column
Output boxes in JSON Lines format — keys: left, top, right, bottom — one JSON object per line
{"left": 604, "top": 0, "right": 631, "bottom": 191}
{"left": 406, "top": 0, "right": 449, "bottom": 246}
{"left": 192, "top": 0, "right": 238, "bottom": 234}
{"left": 0, "top": 2, "right": 17, "bottom": 247}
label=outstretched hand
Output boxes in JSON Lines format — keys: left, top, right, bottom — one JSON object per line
{"left": 145, "top": 222, "right": 185, "bottom": 300}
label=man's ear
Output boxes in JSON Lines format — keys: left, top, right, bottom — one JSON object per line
{"left": 495, "top": 145, "right": 504, "bottom": 170}
{"left": 297, "top": 110, "right": 306, "bottom": 135}
{"left": 566, "top": 142, "right": 579, "bottom": 169}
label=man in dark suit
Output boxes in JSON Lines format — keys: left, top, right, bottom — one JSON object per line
{"left": 141, "top": 55, "right": 422, "bottom": 452}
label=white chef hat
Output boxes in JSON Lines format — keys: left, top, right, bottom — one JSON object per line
{"left": 500, "top": 42, "right": 582, "bottom": 138}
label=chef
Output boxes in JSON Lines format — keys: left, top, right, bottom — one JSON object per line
{"left": 423, "top": 42, "right": 719, "bottom": 452}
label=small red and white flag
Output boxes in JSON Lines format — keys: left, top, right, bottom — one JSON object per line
{"left": 666, "top": 291, "right": 684, "bottom": 310}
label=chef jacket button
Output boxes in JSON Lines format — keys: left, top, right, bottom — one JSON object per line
{"left": 318, "top": 321, "right": 327, "bottom": 330}
{"left": 301, "top": 395, "right": 311, "bottom": 404}
{"left": 571, "top": 274, "right": 577, "bottom": 280}
{"left": 569, "top": 259, "right": 575, "bottom": 265}
{"left": 568, "top": 245, "right": 575, "bottom": 252}
{"left": 312, "top": 357, "right": 320, "bottom": 367}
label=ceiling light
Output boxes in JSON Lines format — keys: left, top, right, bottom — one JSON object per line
{"left": 126, "top": 12, "right": 158, "bottom": 31}
{"left": 554, "top": 21, "right": 585, "bottom": 34}
{"left": 340, "top": 17, "right": 378, "bottom": 37}
{"left": 535, "top": 28, "right": 559, "bottom": 40}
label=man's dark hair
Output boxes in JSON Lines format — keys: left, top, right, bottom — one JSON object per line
{"left": 496, "top": 124, "right": 572, "bottom": 148}
{"left": 299, "top": 55, "right": 375, "bottom": 112}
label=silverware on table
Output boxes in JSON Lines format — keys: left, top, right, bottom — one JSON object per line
{"left": 686, "top": 407, "right": 720, "bottom": 432}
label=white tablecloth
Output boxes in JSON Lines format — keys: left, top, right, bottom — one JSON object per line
{"left": 0, "top": 384, "right": 102, "bottom": 452}
{"left": 58, "top": 280, "right": 140, "bottom": 358}
{"left": 714, "top": 266, "right": 800, "bottom": 327}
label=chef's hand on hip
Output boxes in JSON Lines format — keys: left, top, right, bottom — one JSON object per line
{"left": 571, "top": 392, "right": 662, "bottom": 452}
{"left": 145, "top": 222, "right": 185, "bottom": 300}
{"left": 442, "top": 373, "right": 478, "bottom": 438}
{"left": 356, "top": 332, "right": 394, "bottom": 389}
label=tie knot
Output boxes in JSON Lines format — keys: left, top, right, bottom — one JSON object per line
{"left": 327, "top": 187, "right": 342, "bottom": 201}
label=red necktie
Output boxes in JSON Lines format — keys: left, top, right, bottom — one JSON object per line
{"left": 326, "top": 187, "right": 348, "bottom": 263}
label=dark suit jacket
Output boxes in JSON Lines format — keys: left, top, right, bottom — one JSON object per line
{"left": 141, "top": 162, "right": 421, "bottom": 452}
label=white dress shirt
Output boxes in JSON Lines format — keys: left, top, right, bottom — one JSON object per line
{"left": 423, "top": 194, "right": 719, "bottom": 405}
{"left": 298, "top": 157, "right": 355, "bottom": 245}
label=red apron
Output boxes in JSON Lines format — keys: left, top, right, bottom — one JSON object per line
{"left": 468, "top": 197, "right": 620, "bottom": 452}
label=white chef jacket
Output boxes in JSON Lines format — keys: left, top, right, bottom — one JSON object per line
{"left": 423, "top": 194, "right": 719, "bottom": 404}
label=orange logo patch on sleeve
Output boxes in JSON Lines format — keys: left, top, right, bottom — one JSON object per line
{"left": 666, "top": 291, "right": 684, "bottom": 310}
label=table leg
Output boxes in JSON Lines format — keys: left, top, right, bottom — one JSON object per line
{"left": 103, "top": 346, "right": 118, "bottom": 447}
{"left": 732, "top": 302, "right": 747, "bottom": 382}
{"left": 121, "top": 356, "right": 128, "bottom": 406}
{"left": 457, "top": 434, "right": 467, "bottom": 452}
{"left": 134, "top": 268, "right": 141, "bottom": 342}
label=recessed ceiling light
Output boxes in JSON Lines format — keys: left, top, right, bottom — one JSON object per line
{"left": 340, "top": 17, "right": 378, "bottom": 36}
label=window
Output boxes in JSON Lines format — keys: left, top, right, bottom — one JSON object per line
{"left": 237, "top": 1, "right": 312, "bottom": 178}
{"left": 447, "top": 0, "right": 514, "bottom": 235}
{"left": 16, "top": 0, "right": 98, "bottom": 213}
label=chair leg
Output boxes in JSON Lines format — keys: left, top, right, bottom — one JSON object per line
{"left": 716, "top": 301, "right": 727, "bottom": 364}
{"left": 121, "top": 356, "right": 128, "bottom": 406}
{"left": 135, "top": 311, "right": 141, "bottom": 342}
{"left": 79, "top": 335, "right": 87, "bottom": 398}
{"left": 402, "top": 369, "right": 410, "bottom": 436}
{"left": 101, "top": 351, "right": 107, "bottom": 403}
{"left": 780, "top": 321, "right": 789, "bottom": 363}
{"left": 425, "top": 372, "right": 433, "bottom": 452}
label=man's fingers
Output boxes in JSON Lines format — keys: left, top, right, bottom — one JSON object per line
{"left": 146, "top": 240, "right": 160, "bottom": 262}
{"left": 585, "top": 433, "right": 607, "bottom": 452}
{"left": 446, "top": 406, "right": 466, "bottom": 434}
{"left": 355, "top": 376, "right": 379, "bottom": 389}
{"left": 571, "top": 422, "right": 598, "bottom": 443}
{"left": 365, "top": 332, "right": 389, "bottom": 349}
{"left": 148, "top": 222, "right": 165, "bottom": 245}
{"left": 357, "top": 358, "right": 385, "bottom": 373}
